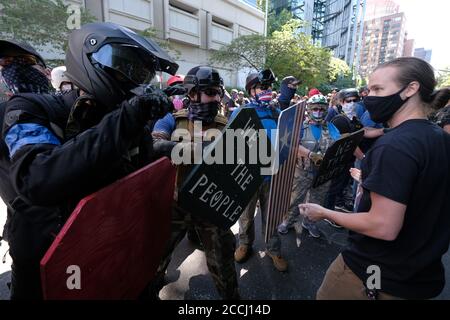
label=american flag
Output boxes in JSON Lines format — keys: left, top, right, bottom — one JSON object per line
{"left": 265, "top": 101, "right": 306, "bottom": 243}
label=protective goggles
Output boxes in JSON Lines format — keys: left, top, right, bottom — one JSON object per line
{"left": 0, "top": 54, "right": 45, "bottom": 68}
{"left": 258, "top": 69, "right": 276, "bottom": 85}
{"left": 91, "top": 43, "right": 157, "bottom": 85}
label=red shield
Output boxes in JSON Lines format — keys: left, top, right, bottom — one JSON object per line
{"left": 40, "top": 157, "right": 175, "bottom": 299}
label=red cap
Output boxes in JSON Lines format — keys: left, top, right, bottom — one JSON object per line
{"left": 167, "top": 74, "right": 184, "bottom": 87}
{"left": 308, "top": 88, "right": 321, "bottom": 98}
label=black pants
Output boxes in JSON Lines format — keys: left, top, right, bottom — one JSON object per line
{"left": 10, "top": 261, "right": 43, "bottom": 300}
{"left": 324, "top": 166, "right": 352, "bottom": 210}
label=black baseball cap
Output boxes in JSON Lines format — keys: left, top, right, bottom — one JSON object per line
{"left": 281, "top": 76, "right": 301, "bottom": 86}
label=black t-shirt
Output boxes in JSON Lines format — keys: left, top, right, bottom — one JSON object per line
{"left": 342, "top": 119, "right": 450, "bottom": 299}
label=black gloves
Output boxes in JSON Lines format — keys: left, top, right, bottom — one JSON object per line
{"left": 128, "top": 86, "right": 171, "bottom": 120}
{"left": 163, "top": 84, "right": 187, "bottom": 97}
{"left": 153, "top": 140, "right": 177, "bottom": 158}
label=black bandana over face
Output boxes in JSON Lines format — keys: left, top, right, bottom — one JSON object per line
{"left": 1, "top": 59, "right": 50, "bottom": 94}
{"left": 188, "top": 101, "right": 220, "bottom": 124}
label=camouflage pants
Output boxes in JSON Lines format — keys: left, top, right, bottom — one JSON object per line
{"left": 238, "top": 181, "right": 281, "bottom": 255}
{"left": 283, "top": 161, "right": 330, "bottom": 227}
{"left": 154, "top": 203, "right": 239, "bottom": 300}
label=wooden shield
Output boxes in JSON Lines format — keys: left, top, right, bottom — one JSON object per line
{"left": 312, "top": 129, "right": 365, "bottom": 188}
{"left": 265, "top": 102, "right": 305, "bottom": 243}
{"left": 178, "top": 107, "right": 268, "bottom": 229}
{"left": 40, "top": 157, "right": 175, "bottom": 300}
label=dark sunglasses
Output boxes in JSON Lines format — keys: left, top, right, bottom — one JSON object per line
{"left": 311, "top": 107, "right": 325, "bottom": 112}
{"left": 344, "top": 98, "right": 358, "bottom": 103}
{"left": 0, "top": 54, "right": 45, "bottom": 68}
{"left": 201, "top": 88, "right": 223, "bottom": 97}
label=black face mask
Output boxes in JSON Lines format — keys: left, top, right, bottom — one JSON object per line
{"left": 364, "top": 86, "right": 410, "bottom": 124}
{"left": 188, "top": 101, "right": 219, "bottom": 124}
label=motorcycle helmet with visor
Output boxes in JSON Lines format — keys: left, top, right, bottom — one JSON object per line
{"left": 65, "top": 22, "right": 178, "bottom": 108}
{"left": 90, "top": 43, "right": 158, "bottom": 86}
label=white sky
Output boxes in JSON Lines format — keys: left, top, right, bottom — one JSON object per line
{"left": 394, "top": 0, "right": 449, "bottom": 71}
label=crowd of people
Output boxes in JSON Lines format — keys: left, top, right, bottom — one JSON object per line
{"left": 0, "top": 22, "right": 450, "bottom": 300}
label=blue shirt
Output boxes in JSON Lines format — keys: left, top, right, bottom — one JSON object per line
{"left": 360, "top": 110, "right": 383, "bottom": 128}
{"left": 153, "top": 113, "right": 176, "bottom": 136}
{"left": 230, "top": 102, "right": 279, "bottom": 142}
{"left": 355, "top": 101, "right": 366, "bottom": 120}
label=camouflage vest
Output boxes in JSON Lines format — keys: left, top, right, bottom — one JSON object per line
{"left": 172, "top": 109, "right": 228, "bottom": 198}
{"left": 301, "top": 122, "right": 334, "bottom": 170}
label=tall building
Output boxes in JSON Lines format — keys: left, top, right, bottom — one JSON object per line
{"left": 414, "top": 48, "right": 432, "bottom": 63}
{"left": 38, "top": 0, "right": 265, "bottom": 88}
{"left": 364, "top": 0, "right": 398, "bottom": 20}
{"left": 319, "top": 0, "right": 367, "bottom": 68}
{"left": 271, "top": 0, "right": 315, "bottom": 35}
{"left": 403, "top": 38, "right": 414, "bottom": 57}
{"left": 359, "top": 12, "right": 407, "bottom": 78}
{"left": 270, "top": 0, "right": 367, "bottom": 69}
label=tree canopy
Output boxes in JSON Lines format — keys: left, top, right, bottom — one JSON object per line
{"left": 210, "top": 19, "right": 353, "bottom": 90}
{"left": 0, "top": 0, "right": 95, "bottom": 54}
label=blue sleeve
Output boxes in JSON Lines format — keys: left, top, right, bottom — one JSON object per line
{"left": 355, "top": 102, "right": 366, "bottom": 119}
{"left": 325, "top": 107, "right": 337, "bottom": 123}
{"left": 4, "top": 123, "right": 61, "bottom": 158}
{"left": 152, "top": 113, "right": 175, "bottom": 135}
{"left": 361, "top": 111, "right": 383, "bottom": 128}
{"left": 229, "top": 107, "right": 241, "bottom": 121}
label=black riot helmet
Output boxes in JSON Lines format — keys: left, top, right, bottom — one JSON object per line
{"left": 245, "top": 69, "right": 276, "bottom": 95}
{"left": 338, "top": 88, "right": 360, "bottom": 102}
{"left": 0, "top": 39, "right": 47, "bottom": 68}
{"left": 183, "top": 66, "right": 224, "bottom": 101}
{"left": 65, "top": 22, "right": 178, "bottom": 108}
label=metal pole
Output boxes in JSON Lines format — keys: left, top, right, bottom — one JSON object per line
{"left": 354, "top": 0, "right": 367, "bottom": 77}
{"left": 264, "top": 0, "right": 269, "bottom": 37}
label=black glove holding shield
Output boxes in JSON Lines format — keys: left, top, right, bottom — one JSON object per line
{"left": 163, "top": 84, "right": 187, "bottom": 97}
{"left": 129, "top": 84, "right": 172, "bottom": 120}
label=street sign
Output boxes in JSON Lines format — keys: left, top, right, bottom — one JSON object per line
{"left": 312, "top": 129, "right": 365, "bottom": 188}
{"left": 265, "top": 102, "right": 305, "bottom": 243}
{"left": 178, "top": 107, "right": 270, "bottom": 229}
{"left": 40, "top": 157, "right": 175, "bottom": 299}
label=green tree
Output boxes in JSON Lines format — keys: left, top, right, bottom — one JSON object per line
{"left": 267, "top": 9, "right": 293, "bottom": 35}
{"left": 209, "top": 34, "right": 268, "bottom": 71}
{"left": 210, "top": 19, "right": 332, "bottom": 89}
{"left": 328, "top": 57, "right": 351, "bottom": 83}
{"left": 0, "top": 0, "right": 95, "bottom": 53}
{"left": 437, "top": 68, "right": 450, "bottom": 88}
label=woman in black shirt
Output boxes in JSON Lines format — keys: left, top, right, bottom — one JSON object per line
{"left": 300, "top": 57, "right": 450, "bottom": 299}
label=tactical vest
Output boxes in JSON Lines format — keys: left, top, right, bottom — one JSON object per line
{"left": 172, "top": 109, "right": 228, "bottom": 197}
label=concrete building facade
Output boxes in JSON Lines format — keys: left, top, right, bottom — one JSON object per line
{"left": 86, "top": 0, "right": 265, "bottom": 88}
{"left": 40, "top": 0, "right": 265, "bottom": 88}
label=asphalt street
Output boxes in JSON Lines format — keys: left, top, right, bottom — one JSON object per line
{"left": 1, "top": 200, "right": 449, "bottom": 300}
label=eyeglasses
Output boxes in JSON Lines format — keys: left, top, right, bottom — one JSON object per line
{"left": 201, "top": 88, "right": 223, "bottom": 97}
{"left": 311, "top": 107, "right": 325, "bottom": 112}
